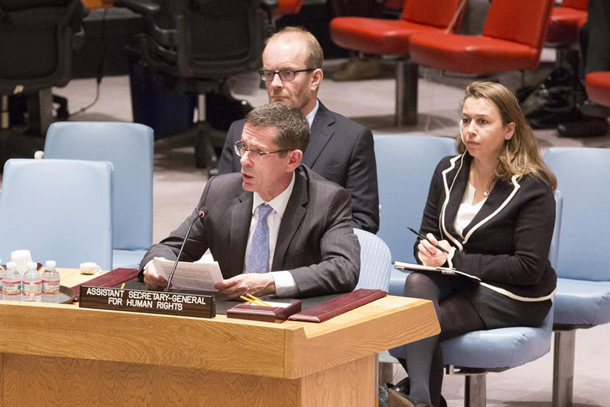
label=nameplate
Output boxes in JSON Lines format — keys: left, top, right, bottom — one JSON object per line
{"left": 78, "top": 286, "right": 216, "bottom": 319}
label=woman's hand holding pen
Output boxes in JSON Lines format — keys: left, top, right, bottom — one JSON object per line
{"left": 417, "top": 233, "right": 451, "bottom": 267}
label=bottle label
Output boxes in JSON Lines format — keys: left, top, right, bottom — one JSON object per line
{"left": 43, "top": 279, "right": 61, "bottom": 295}
{"left": 23, "top": 281, "right": 42, "bottom": 297}
{"left": 4, "top": 281, "right": 20, "bottom": 296}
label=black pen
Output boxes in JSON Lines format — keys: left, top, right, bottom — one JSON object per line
{"left": 407, "top": 227, "right": 450, "bottom": 254}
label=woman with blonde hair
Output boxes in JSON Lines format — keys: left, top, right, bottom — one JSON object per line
{"left": 392, "top": 82, "right": 557, "bottom": 407}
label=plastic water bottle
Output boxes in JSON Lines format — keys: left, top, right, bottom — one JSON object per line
{"left": 42, "top": 260, "right": 61, "bottom": 303}
{"left": 22, "top": 262, "right": 42, "bottom": 302}
{"left": 3, "top": 262, "right": 21, "bottom": 301}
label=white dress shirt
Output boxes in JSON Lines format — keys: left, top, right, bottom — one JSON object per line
{"left": 245, "top": 172, "right": 298, "bottom": 297}
{"left": 305, "top": 100, "right": 319, "bottom": 129}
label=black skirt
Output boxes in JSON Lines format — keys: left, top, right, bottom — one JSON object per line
{"left": 452, "top": 276, "right": 552, "bottom": 329}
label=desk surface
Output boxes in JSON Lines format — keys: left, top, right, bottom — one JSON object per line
{"left": 0, "top": 269, "right": 440, "bottom": 407}
{"left": 0, "top": 271, "right": 439, "bottom": 380}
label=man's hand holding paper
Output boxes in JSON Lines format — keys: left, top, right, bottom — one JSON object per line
{"left": 214, "top": 273, "right": 276, "bottom": 300}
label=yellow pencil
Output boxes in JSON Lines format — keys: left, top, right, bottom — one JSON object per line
{"left": 247, "top": 294, "right": 271, "bottom": 307}
{"left": 240, "top": 295, "right": 261, "bottom": 305}
{"left": 120, "top": 283, "right": 125, "bottom": 290}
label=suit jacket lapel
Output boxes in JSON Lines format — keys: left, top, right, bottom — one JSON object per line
{"left": 442, "top": 158, "right": 469, "bottom": 240}
{"left": 272, "top": 167, "right": 308, "bottom": 270}
{"left": 302, "top": 102, "right": 335, "bottom": 168}
{"left": 229, "top": 190, "right": 253, "bottom": 277}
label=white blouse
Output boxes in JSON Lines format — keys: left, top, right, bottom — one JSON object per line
{"left": 454, "top": 182, "right": 487, "bottom": 237}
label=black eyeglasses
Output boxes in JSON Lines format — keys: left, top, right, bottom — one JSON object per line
{"left": 258, "top": 69, "right": 314, "bottom": 82}
{"left": 234, "top": 141, "right": 289, "bottom": 163}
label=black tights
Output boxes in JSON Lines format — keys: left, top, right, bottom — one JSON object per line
{"left": 401, "top": 272, "right": 486, "bottom": 407}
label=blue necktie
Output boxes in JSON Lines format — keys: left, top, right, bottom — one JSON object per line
{"left": 246, "top": 204, "right": 274, "bottom": 273}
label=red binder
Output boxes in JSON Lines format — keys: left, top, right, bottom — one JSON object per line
{"left": 288, "top": 289, "right": 387, "bottom": 323}
{"left": 71, "top": 268, "right": 139, "bottom": 300}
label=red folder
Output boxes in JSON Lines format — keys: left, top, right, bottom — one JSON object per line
{"left": 71, "top": 268, "right": 139, "bottom": 300}
{"left": 288, "top": 289, "right": 387, "bottom": 323}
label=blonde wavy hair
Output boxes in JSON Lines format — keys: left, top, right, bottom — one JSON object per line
{"left": 458, "top": 82, "right": 557, "bottom": 191}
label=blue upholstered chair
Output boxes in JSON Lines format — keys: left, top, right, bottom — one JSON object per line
{"left": 374, "top": 135, "right": 457, "bottom": 295}
{"left": 389, "top": 191, "right": 563, "bottom": 407}
{"left": 353, "top": 228, "right": 393, "bottom": 390}
{"left": 354, "top": 229, "right": 392, "bottom": 292}
{"left": 44, "top": 122, "right": 154, "bottom": 269}
{"left": 543, "top": 147, "right": 610, "bottom": 407}
{"left": 0, "top": 159, "right": 113, "bottom": 270}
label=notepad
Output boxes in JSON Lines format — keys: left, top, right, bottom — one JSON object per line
{"left": 394, "top": 261, "right": 481, "bottom": 281}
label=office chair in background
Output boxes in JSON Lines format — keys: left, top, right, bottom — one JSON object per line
{"left": 0, "top": 0, "right": 85, "bottom": 165}
{"left": 114, "top": 0, "right": 265, "bottom": 173}
{"left": 44, "top": 121, "right": 154, "bottom": 269}
{"left": 0, "top": 158, "right": 113, "bottom": 270}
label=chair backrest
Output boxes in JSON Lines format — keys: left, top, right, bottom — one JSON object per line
{"left": 354, "top": 229, "right": 392, "bottom": 292}
{"left": 483, "top": 0, "right": 554, "bottom": 50}
{"left": 0, "top": 159, "right": 113, "bottom": 270}
{"left": 374, "top": 135, "right": 457, "bottom": 262}
{"left": 44, "top": 122, "right": 154, "bottom": 251}
{"left": 402, "top": 0, "right": 466, "bottom": 30}
{"left": 562, "top": 0, "right": 588, "bottom": 11}
{"left": 544, "top": 147, "right": 610, "bottom": 281}
{"left": 174, "top": 0, "right": 264, "bottom": 78}
{"left": 549, "top": 190, "right": 563, "bottom": 272}
{"left": 0, "top": 0, "right": 84, "bottom": 94}
{"left": 275, "top": 0, "right": 303, "bottom": 15}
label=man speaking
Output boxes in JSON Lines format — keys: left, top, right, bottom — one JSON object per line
{"left": 141, "top": 103, "right": 360, "bottom": 299}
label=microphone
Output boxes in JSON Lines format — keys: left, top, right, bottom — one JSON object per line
{"left": 165, "top": 207, "right": 208, "bottom": 292}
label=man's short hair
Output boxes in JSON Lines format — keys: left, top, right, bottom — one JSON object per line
{"left": 245, "top": 102, "right": 310, "bottom": 154}
{"left": 266, "top": 26, "right": 324, "bottom": 70}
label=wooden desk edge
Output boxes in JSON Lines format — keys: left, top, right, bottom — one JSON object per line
{"left": 0, "top": 295, "right": 438, "bottom": 379}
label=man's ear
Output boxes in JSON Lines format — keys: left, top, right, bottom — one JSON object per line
{"left": 310, "top": 68, "right": 323, "bottom": 91}
{"left": 287, "top": 149, "right": 303, "bottom": 170}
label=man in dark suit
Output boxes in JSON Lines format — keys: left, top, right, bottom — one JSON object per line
{"left": 141, "top": 103, "right": 360, "bottom": 299}
{"left": 218, "top": 27, "right": 380, "bottom": 234}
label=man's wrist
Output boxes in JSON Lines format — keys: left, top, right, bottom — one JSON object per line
{"left": 270, "top": 271, "right": 298, "bottom": 297}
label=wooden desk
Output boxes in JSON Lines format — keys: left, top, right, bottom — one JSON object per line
{"left": 0, "top": 285, "right": 439, "bottom": 407}
{"left": 82, "top": 0, "right": 114, "bottom": 8}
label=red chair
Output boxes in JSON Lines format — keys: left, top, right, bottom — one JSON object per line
{"left": 585, "top": 72, "right": 610, "bottom": 107}
{"left": 330, "top": 0, "right": 467, "bottom": 126}
{"left": 546, "top": 0, "right": 588, "bottom": 44}
{"left": 408, "top": 0, "right": 554, "bottom": 76}
{"left": 546, "top": 0, "right": 588, "bottom": 71}
{"left": 275, "top": 0, "right": 303, "bottom": 16}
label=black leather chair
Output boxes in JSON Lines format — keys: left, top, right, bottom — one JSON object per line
{"left": 115, "top": 0, "right": 265, "bottom": 171}
{"left": 0, "top": 0, "right": 85, "bottom": 161}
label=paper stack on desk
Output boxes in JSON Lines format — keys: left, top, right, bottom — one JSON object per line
{"left": 153, "top": 257, "right": 223, "bottom": 291}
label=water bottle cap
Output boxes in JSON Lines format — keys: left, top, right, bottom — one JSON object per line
{"left": 46, "top": 260, "right": 57, "bottom": 269}
{"left": 6, "top": 261, "right": 17, "bottom": 270}
{"left": 26, "top": 262, "right": 38, "bottom": 270}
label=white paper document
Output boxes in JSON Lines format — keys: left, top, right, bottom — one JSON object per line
{"left": 153, "top": 257, "right": 224, "bottom": 291}
{"left": 393, "top": 261, "right": 481, "bottom": 281}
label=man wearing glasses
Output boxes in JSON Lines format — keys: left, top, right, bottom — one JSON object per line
{"left": 141, "top": 103, "right": 360, "bottom": 299}
{"left": 218, "top": 27, "right": 380, "bottom": 234}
